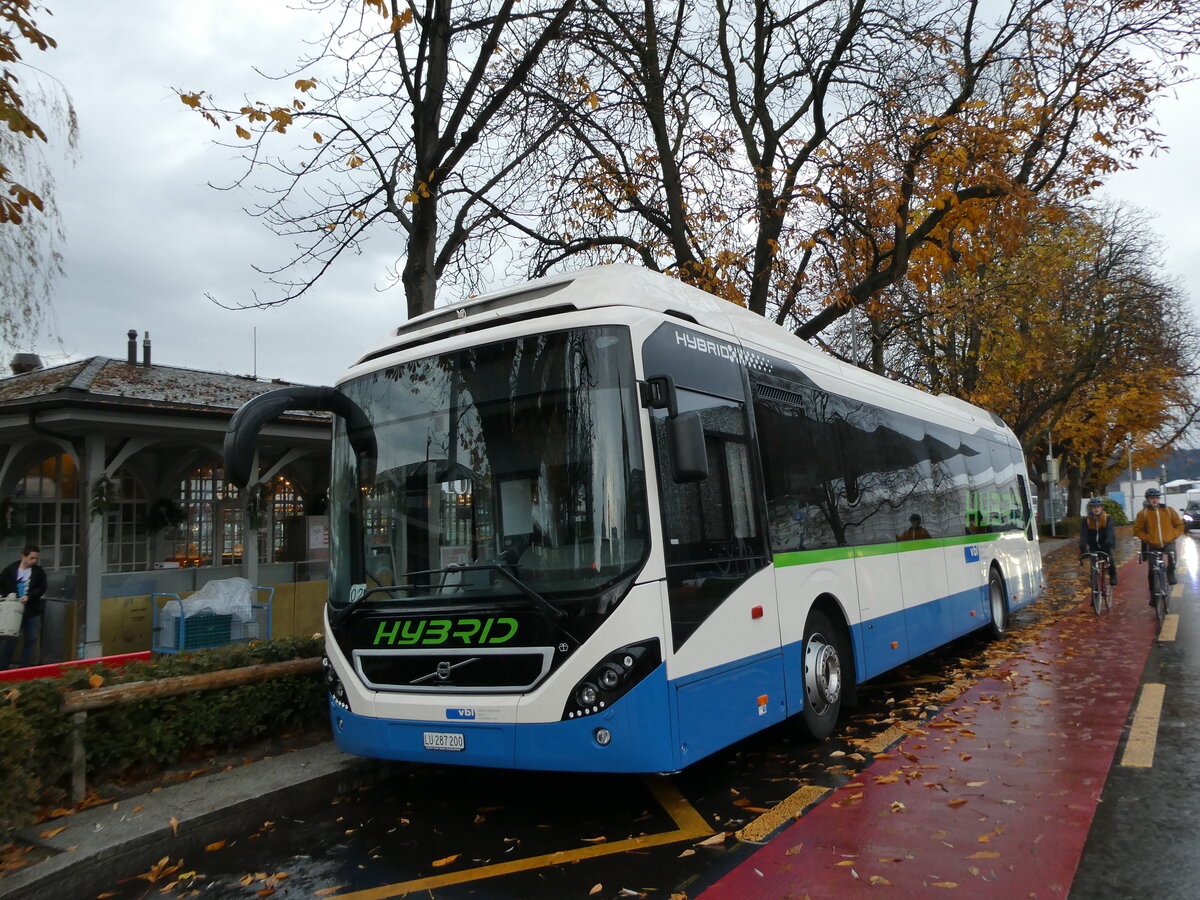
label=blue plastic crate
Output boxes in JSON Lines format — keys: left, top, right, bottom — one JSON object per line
{"left": 180, "top": 612, "right": 232, "bottom": 650}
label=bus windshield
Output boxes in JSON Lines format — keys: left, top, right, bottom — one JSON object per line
{"left": 328, "top": 326, "right": 648, "bottom": 626}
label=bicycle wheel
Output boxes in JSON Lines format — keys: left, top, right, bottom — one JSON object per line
{"left": 1099, "top": 565, "right": 1111, "bottom": 612}
{"left": 1153, "top": 565, "right": 1168, "bottom": 624}
{"left": 1090, "top": 566, "right": 1102, "bottom": 615}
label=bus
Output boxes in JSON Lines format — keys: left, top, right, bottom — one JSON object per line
{"left": 225, "top": 264, "right": 1044, "bottom": 773}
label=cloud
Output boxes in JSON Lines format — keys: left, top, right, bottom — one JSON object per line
{"left": 25, "top": 1, "right": 402, "bottom": 386}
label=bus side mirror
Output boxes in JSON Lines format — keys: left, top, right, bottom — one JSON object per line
{"left": 224, "top": 386, "right": 376, "bottom": 487}
{"left": 643, "top": 374, "right": 708, "bottom": 482}
{"left": 669, "top": 410, "right": 708, "bottom": 483}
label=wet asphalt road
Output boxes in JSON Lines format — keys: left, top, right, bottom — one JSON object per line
{"left": 86, "top": 531, "right": 1199, "bottom": 899}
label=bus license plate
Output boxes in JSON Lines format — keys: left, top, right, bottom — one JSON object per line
{"left": 423, "top": 731, "right": 465, "bottom": 751}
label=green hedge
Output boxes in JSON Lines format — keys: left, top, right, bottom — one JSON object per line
{"left": 0, "top": 636, "right": 327, "bottom": 838}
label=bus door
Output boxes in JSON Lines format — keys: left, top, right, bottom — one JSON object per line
{"left": 642, "top": 324, "right": 779, "bottom": 764}
{"left": 649, "top": 388, "right": 779, "bottom": 764}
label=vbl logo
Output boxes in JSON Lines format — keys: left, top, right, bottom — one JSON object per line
{"left": 446, "top": 708, "right": 476, "bottom": 720}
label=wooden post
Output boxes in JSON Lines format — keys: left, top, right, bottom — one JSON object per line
{"left": 72, "top": 711, "right": 87, "bottom": 804}
{"left": 61, "top": 657, "right": 321, "bottom": 713}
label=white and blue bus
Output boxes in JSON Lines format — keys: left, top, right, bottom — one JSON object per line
{"left": 225, "top": 264, "right": 1043, "bottom": 772}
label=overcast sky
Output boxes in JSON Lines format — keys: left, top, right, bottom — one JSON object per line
{"left": 14, "top": 3, "right": 1200, "bottom": 387}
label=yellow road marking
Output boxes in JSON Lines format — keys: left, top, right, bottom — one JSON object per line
{"left": 332, "top": 776, "right": 713, "bottom": 899}
{"left": 736, "top": 784, "right": 829, "bottom": 843}
{"left": 1172, "top": 583, "right": 1183, "bottom": 599}
{"left": 735, "top": 723, "right": 907, "bottom": 843}
{"left": 1120, "top": 683, "right": 1166, "bottom": 768}
{"left": 1159, "top": 614, "right": 1180, "bottom": 642}
{"left": 858, "top": 723, "right": 909, "bottom": 756}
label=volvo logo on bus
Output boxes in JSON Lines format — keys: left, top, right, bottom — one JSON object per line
{"left": 436, "top": 661, "right": 452, "bottom": 681}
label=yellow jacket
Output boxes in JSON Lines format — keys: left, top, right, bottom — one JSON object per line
{"left": 1133, "top": 504, "right": 1184, "bottom": 548}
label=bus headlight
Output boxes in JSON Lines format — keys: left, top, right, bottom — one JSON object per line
{"left": 577, "top": 682, "right": 599, "bottom": 708}
{"left": 324, "top": 656, "right": 352, "bottom": 712}
{"left": 598, "top": 663, "right": 624, "bottom": 690}
{"left": 562, "top": 639, "right": 661, "bottom": 720}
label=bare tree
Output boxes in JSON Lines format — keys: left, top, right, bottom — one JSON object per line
{"left": 521, "top": 0, "right": 1200, "bottom": 341}
{"left": 180, "top": 0, "right": 576, "bottom": 319}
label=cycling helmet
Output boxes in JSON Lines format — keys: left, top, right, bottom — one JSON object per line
{"left": 1145, "top": 487, "right": 1162, "bottom": 498}
{"left": 1087, "top": 497, "right": 1104, "bottom": 508}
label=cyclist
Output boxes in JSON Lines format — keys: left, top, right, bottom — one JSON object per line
{"left": 1079, "top": 497, "right": 1117, "bottom": 585}
{"left": 1133, "top": 487, "right": 1184, "bottom": 605}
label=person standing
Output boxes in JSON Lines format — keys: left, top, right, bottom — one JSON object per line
{"left": 1079, "top": 497, "right": 1117, "bottom": 585}
{"left": 1133, "top": 488, "right": 1184, "bottom": 605}
{"left": 0, "top": 545, "right": 47, "bottom": 669}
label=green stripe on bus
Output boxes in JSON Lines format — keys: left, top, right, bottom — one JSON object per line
{"left": 773, "top": 533, "right": 1001, "bottom": 568}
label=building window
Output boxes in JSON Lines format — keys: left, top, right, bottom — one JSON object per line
{"left": 9, "top": 454, "right": 80, "bottom": 571}
{"left": 105, "top": 472, "right": 148, "bottom": 572}
{"left": 269, "top": 474, "right": 304, "bottom": 562}
{"left": 170, "top": 465, "right": 241, "bottom": 566}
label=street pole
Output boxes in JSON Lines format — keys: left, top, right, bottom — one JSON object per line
{"left": 1127, "top": 436, "right": 1135, "bottom": 520}
{"left": 1048, "top": 430, "right": 1056, "bottom": 537}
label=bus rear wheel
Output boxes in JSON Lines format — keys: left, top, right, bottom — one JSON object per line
{"left": 799, "top": 610, "right": 845, "bottom": 740}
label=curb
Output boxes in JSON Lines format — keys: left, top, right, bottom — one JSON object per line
{"left": 1, "top": 743, "right": 386, "bottom": 900}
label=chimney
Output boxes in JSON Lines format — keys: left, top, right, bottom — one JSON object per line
{"left": 9, "top": 353, "right": 43, "bottom": 375}
{"left": 142, "top": 331, "right": 151, "bottom": 367}
{"left": 127, "top": 329, "right": 137, "bottom": 365}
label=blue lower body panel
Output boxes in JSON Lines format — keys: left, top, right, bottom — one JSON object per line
{"left": 330, "top": 663, "right": 675, "bottom": 772}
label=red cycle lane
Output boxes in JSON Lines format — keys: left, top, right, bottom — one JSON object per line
{"left": 700, "top": 559, "right": 1159, "bottom": 899}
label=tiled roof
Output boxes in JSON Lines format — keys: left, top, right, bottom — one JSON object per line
{"left": 0, "top": 357, "right": 328, "bottom": 419}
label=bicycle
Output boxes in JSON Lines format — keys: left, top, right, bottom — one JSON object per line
{"left": 1079, "top": 551, "right": 1113, "bottom": 615}
{"left": 1144, "top": 548, "right": 1171, "bottom": 623}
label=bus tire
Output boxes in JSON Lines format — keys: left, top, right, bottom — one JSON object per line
{"left": 799, "top": 610, "right": 845, "bottom": 740}
{"left": 986, "top": 568, "right": 1009, "bottom": 639}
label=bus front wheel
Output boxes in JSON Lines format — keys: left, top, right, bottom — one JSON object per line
{"left": 986, "top": 568, "right": 1009, "bottom": 639}
{"left": 799, "top": 610, "right": 845, "bottom": 740}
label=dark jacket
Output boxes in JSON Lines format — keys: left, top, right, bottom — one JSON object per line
{"left": 1079, "top": 512, "right": 1116, "bottom": 554}
{"left": 0, "top": 560, "right": 48, "bottom": 618}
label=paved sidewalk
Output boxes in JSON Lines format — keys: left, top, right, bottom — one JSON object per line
{"left": 1, "top": 743, "right": 380, "bottom": 900}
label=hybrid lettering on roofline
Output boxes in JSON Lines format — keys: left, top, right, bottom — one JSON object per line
{"left": 371, "top": 617, "right": 519, "bottom": 647}
{"left": 674, "top": 330, "right": 770, "bottom": 373}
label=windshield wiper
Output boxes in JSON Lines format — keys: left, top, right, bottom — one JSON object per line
{"left": 340, "top": 565, "right": 569, "bottom": 626}
{"left": 467, "top": 562, "right": 569, "bottom": 625}
{"left": 339, "top": 583, "right": 423, "bottom": 618}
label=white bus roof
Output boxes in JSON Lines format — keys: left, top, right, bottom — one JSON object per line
{"left": 352, "top": 264, "right": 1014, "bottom": 441}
